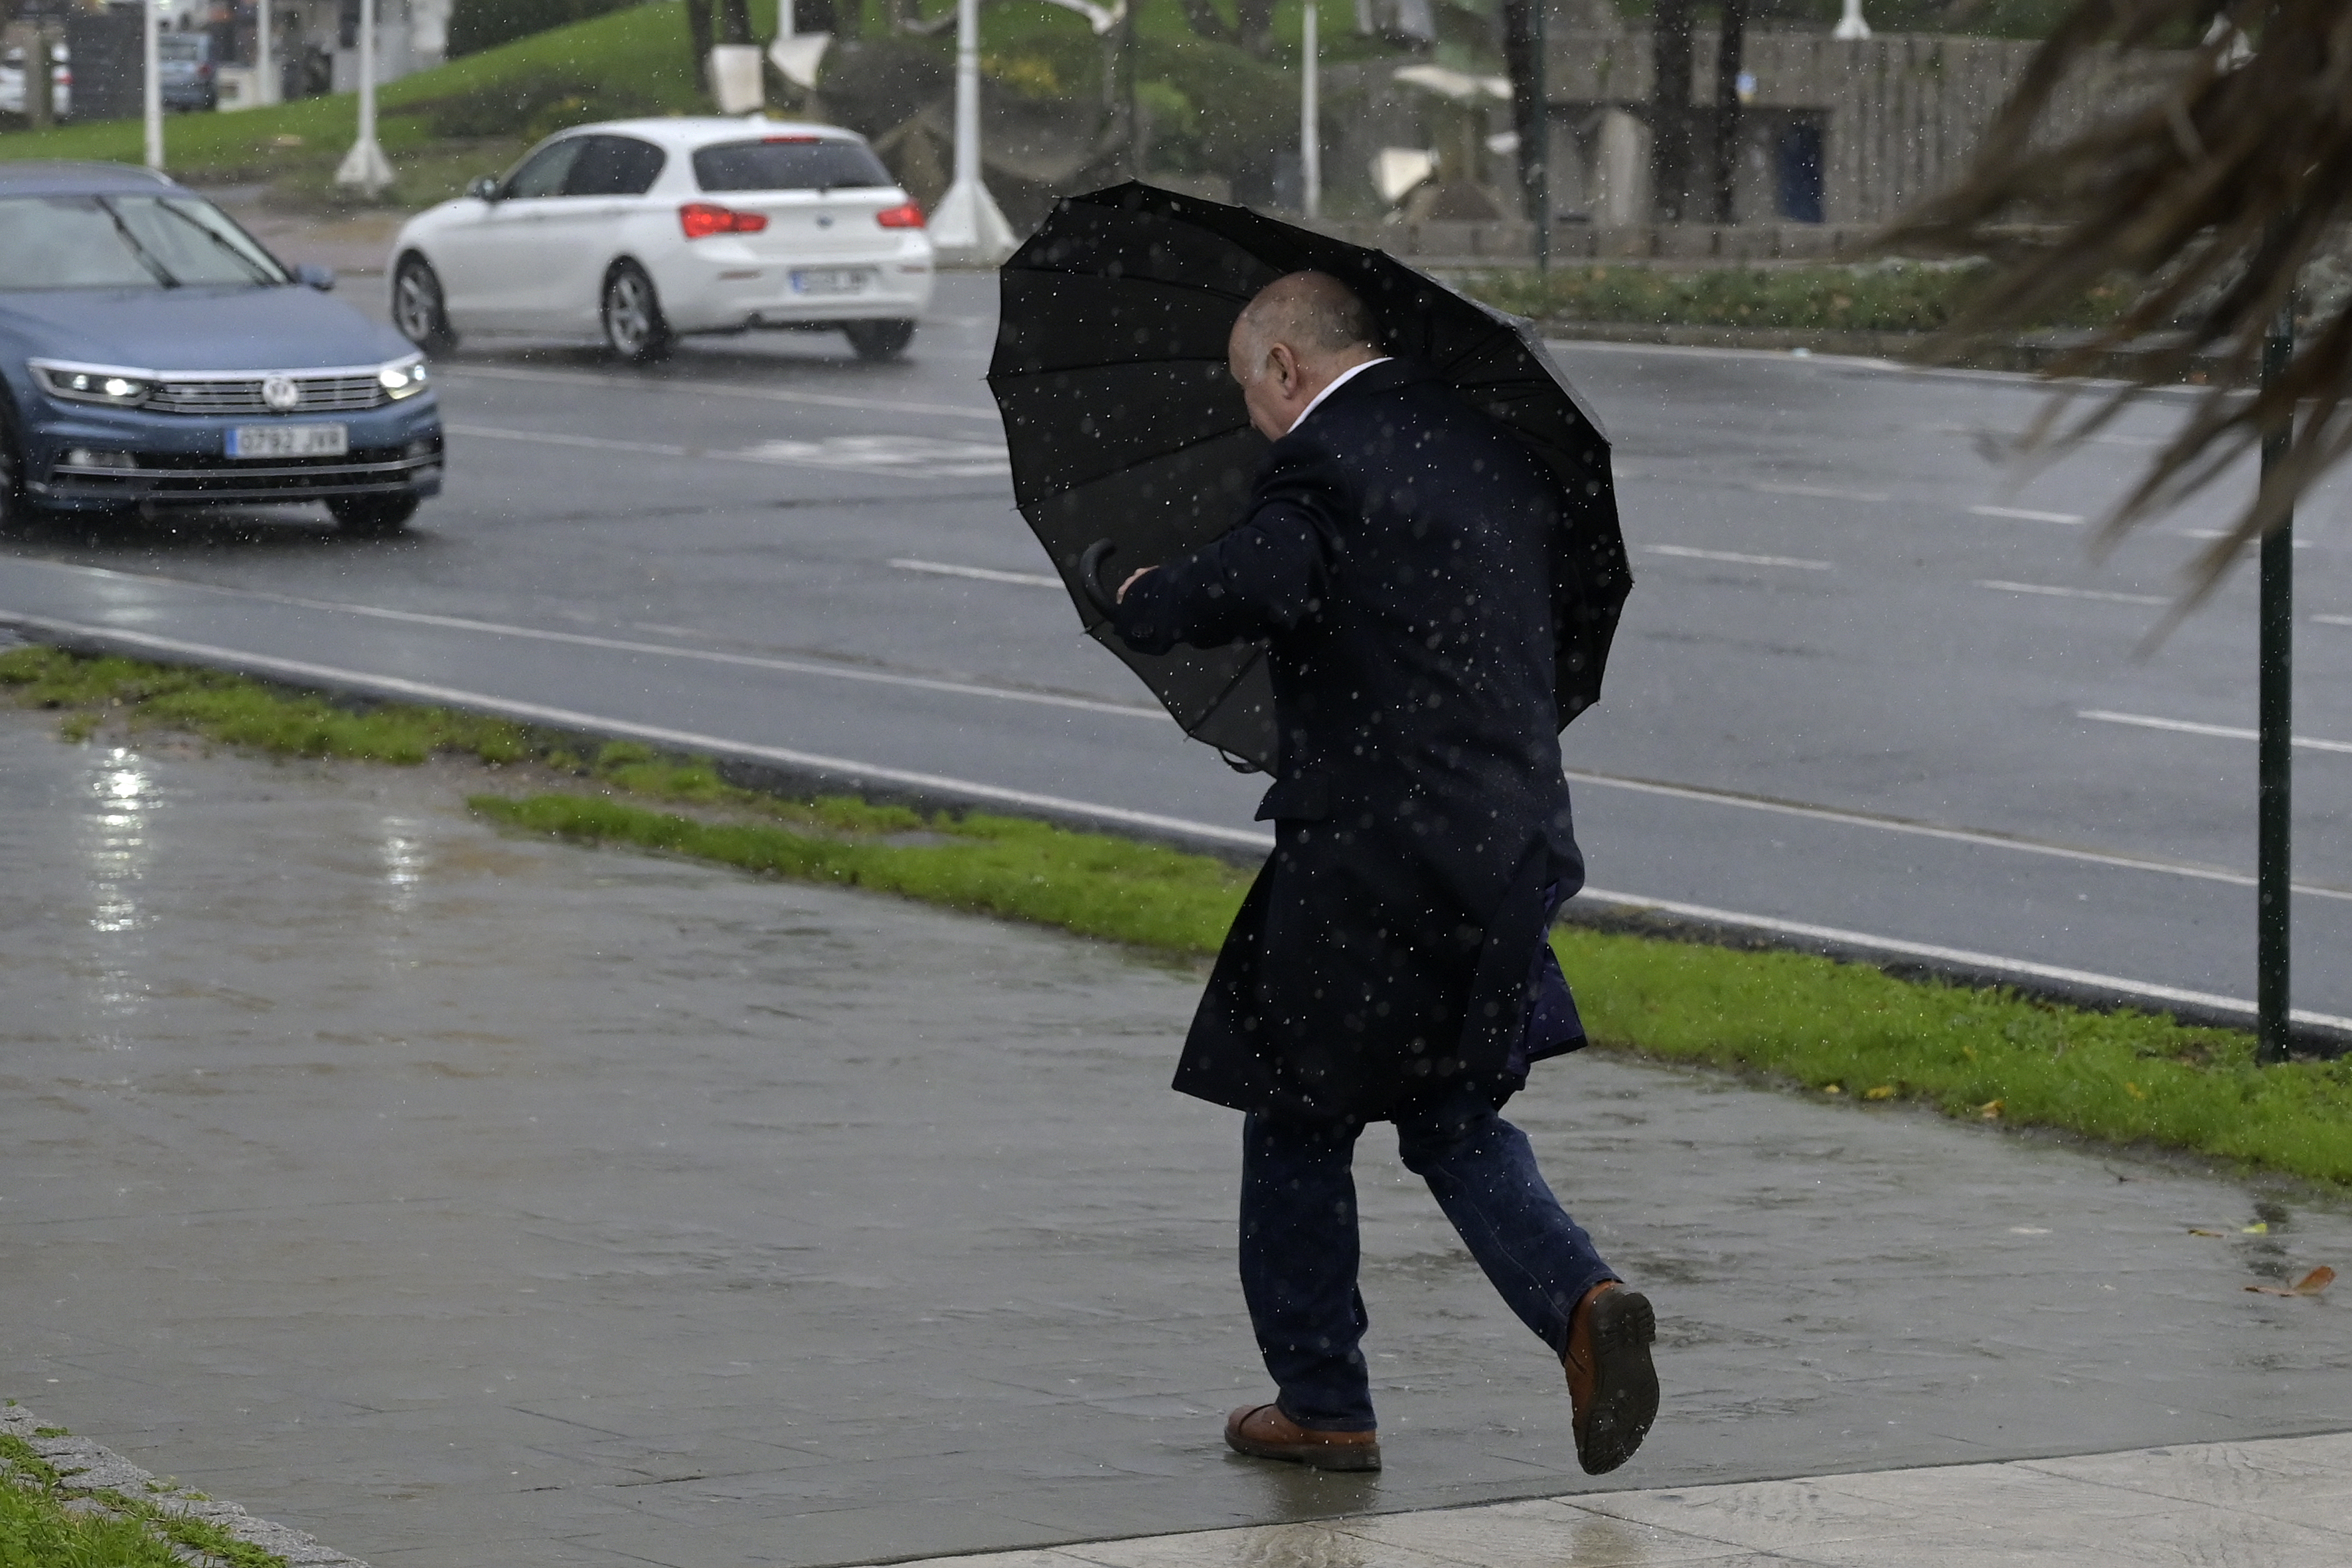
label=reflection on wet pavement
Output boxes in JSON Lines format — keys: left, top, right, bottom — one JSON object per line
{"left": 1, "top": 708, "right": 2347, "bottom": 1568}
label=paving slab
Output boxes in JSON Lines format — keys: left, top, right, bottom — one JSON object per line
{"left": 858, "top": 1431, "right": 2352, "bottom": 1567}
{"left": 1, "top": 706, "right": 2349, "bottom": 1568}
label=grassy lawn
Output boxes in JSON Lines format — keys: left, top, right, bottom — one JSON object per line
{"left": 9, "top": 643, "right": 2349, "bottom": 1189}
{"left": 0, "top": 1426, "right": 287, "bottom": 1568}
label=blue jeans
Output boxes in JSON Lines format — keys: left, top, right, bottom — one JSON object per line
{"left": 1239, "top": 1083, "right": 1615, "bottom": 1432}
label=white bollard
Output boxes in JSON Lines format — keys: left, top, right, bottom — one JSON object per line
{"left": 1302, "top": 1, "right": 1320, "bottom": 220}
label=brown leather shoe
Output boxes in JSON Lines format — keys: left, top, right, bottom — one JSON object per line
{"left": 1563, "top": 1281, "right": 1658, "bottom": 1475}
{"left": 1223, "top": 1402, "right": 1382, "bottom": 1472}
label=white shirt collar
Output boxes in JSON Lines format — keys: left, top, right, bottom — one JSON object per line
{"left": 1287, "top": 356, "right": 1392, "bottom": 434}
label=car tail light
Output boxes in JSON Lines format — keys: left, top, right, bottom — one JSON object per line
{"left": 876, "top": 202, "right": 925, "bottom": 229}
{"left": 197, "top": 62, "right": 213, "bottom": 78}
{"left": 680, "top": 202, "right": 768, "bottom": 239}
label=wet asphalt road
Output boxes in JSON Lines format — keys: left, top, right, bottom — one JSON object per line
{"left": 0, "top": 274, "right": 2345, "bottom": 1020}
{"left": 4, "top": 715, "right": 2349, "bottom": 1568}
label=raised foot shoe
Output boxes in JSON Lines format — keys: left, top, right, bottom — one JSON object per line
{"left": 1563, "top": 1281, "right": 1658, "bottom": 1475}
{"left": 1223, "top": 1403, "right": 1382, "bottom": 1472}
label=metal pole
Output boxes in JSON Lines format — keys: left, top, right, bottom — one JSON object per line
{"left": 2256, "top": 287, "right": 2295, "bottom": 1064}
{"left": 1300, "top": 1, "right": 1320, "bottom": 220}
{"left": 143, "top": 0, "right": 163, "bottom": 171}
{"left": 258, "top": 0, "right": 275, "bottom": 106}
{"left": 928, "top": 0, "right": 1015, "bottom": 263}
{"left": 1528, "top": 0, "right": 1547, "bottom": 272}
{"left": 333, "top": 0, "right": 394, "bottom": 194}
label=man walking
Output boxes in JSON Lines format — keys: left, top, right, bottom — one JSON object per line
{"left": 1101, "top": 271, "right": 1656, "bottom": 1478}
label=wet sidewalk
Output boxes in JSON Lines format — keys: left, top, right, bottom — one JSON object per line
{"left": 2, "top": 706, "right": 2348, "bottom": 1568}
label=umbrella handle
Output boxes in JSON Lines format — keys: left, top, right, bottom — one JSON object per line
{"left": 1077, "top": 538, "right": 1121, "bottom": 617}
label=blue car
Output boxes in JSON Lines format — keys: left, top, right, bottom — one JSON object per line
{"left": 0, "top": 161, "right": 441, "bottom": 536}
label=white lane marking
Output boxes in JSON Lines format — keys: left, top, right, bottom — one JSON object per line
{"left": 2320, "top": 614, "right": 2352, "bottom": 628}
{"left": 1646, "top": 544, "right": 1835, "bottom": 571}
{"left": 1750, "top": 481, "right": 1892, "bottom": 503}
{"left": 449, "top": 424, "right": 1012, "bottom": 479}
{"left": 738, "top": 435, "right": 1010, "bottom": 477}
{"left": 8, "top": 609, "right": 2345, "bottom": 1034}
{"left": 1978, "top": 580, "right": 2169, "bottom": 606}
{"left": 0, "top": 615, "right": 1275, "bottom": 847}
{"left": 1970, "top": 505, "right": 2086, "bottom": 525}
{"left": 892, "top": 558, "right": 1061, "bottom": 588}
{"left": 1565, "top": 768, "right": 2352, "bottom": 903}
{"left": 2080, "top": 710, "right": 2352, "bottom": 755}
{"left": 0, "top": 558, "right": 1158, "bottom": 720}
{"left": 2172, "top": 526, "right": 2314, "bottom": 549}
{"left": 435, "top": 362, "right": 1002, "bottom": 422}
{"left": 1575, "top": 887, "right": 2352, "bottom": 1034}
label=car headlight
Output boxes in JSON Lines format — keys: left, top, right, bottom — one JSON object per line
{"left": 31, "top": 360, "right": 155, "bottom": 408}
{"left": 378, "top": 357, "right": 429, "bottom": 400}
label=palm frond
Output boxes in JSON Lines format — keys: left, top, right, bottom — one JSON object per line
{"left": 1881, "top": 0, "right": 2352, "bottom": 602}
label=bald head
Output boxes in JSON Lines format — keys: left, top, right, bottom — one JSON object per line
{"left": 1227, "top": 272, "right": 1381, "bottom": 440}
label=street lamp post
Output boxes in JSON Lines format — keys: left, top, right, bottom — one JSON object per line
{"left": 142, "top": 0, "right": 163, "bottom": 171}
{"left": 1301, "top": 1, "right": 1320, "bottom": 220}
{"left": 2256, "top": 285, "right": 2296, "bottom": 1063}
{"left": 929, "top": 0, "right": 1016, "bottom": 264}
{"left": 258, "top": 0, "right": 275, "bottom": 106}
{"left": 335, "top": 0, "right": 395, "bottom": 195}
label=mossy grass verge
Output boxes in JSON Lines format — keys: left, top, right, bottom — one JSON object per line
{"left": 9, "top": 643, "right": 2350, "bottom": 1188}
{"left": 1458, "top": 260, "right": 2131, "bottom": 336}
{"left": 0, "top": 1429, "right": 288, "bottom": 1568}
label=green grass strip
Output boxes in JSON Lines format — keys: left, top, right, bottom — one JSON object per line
{"left": 10, "top": 643, "right": 2351, "bottom": 1188}
{"left": 1458, "top": 261, "right": 2130, "bottom": 335}
{"left": 0, "top": 1431, "right": 288, "bottom": 1568}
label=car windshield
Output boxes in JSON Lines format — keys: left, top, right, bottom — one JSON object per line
{"left": 692, "top": 138, "right": 892, "bottom": 193}
{"left": 0, "top": 194, "right": 289, "bottom": 289}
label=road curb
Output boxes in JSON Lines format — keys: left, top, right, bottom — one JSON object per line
{"left": 7, "top": 619, "right": 2343, "bottom": 1058}
{"left": 1532, "top": 320, "right": 2233, "bottom": 381}
{"left": 0, "top": 1401, "right": 367, "bottom": 1567}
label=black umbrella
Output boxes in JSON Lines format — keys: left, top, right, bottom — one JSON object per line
{"left": 986, "top": 181, "right": 1631, "bottom": 773}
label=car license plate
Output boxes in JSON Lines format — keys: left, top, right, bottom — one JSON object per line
{"left": 229, "top": 424, "right": 347, "bottom": 459}
{"left": 791, "top": 268, "right": 869, "bottom": 297}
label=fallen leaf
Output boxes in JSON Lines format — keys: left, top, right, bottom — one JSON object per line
{"left": 2124, "top": 1081, "right": 2147, "bottom": 1101}
{"left": 2189, "top": 1228, "right": 2226, "bottom": 1237}
{"left": 2244, "top": 1222, "right": 2270, "bottom": 1235}
{"left": 2246, "top": 1267, "right": 2335, "bottom": 1298}
{"left": 1978, "top": 1099, "right": 2003, "bottom": 1119}
{"left": 1864, "top": 1085, "right": 1896, "bottom": 1101}
{"left": 1822, "top": 1083, "right": 1843, "bottom": 1095}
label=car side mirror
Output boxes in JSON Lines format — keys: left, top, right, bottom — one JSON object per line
{"left": 469, "top": 176, "right": 501, "bottom": 202}
{"left": 295, "top": 263, "right": 335, "bottom": 291}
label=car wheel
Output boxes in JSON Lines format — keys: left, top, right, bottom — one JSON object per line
{"left": 392, "top": 255, "right": 459, "bottom": 354}
{"left": 329, "top": 495, "right": 420, "bottom": 537}
{"left": 602, "top": 262, "right": 672, "bottom": 364}
{"left": 844, "top": 319, "right": 917, "bottom": 362}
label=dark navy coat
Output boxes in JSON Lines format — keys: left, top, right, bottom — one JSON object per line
{"left": 1110, "top": 358, "right": 1587, "bottom": 1123}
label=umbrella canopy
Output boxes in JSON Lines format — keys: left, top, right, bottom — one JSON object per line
{"left": 986, "top": 181, "right": 1631, "bottom": 774}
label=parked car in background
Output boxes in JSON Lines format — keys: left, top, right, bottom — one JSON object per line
{"left": 0, "top": 163, "right": 443, "bottom": 536}
{"left": 388, "top": 118, "right": 935, "bottom": 364}
{"left": 0, "top": 43, "right": 71, "bottom": 119}
{"left": 157, "top": 32, "right": 215, "bottom": 113}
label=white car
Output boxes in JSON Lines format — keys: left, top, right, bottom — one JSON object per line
{"left": 388, "top": 118, "right": 935, "bottom": 363}
{"left": 0, "top": 44, "right": 71, "bottom": 119}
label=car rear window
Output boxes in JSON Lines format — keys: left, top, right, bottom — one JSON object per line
{"left": 692, "top": 138, "right": 893, "bottom": 193}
